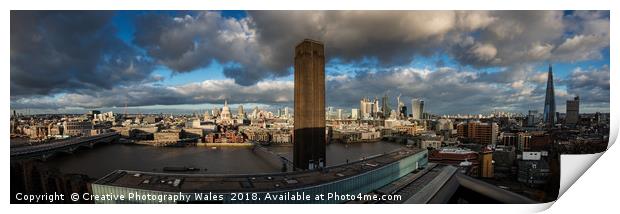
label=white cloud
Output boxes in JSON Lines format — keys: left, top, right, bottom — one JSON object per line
{"left": 554, "top": 34, "right": 609, "bottom": 61}
{"left": 470, "top": 43, "right": 498, "bottom": 62}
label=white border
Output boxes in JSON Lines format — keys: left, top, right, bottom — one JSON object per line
{"left": 3, "top": 0, "right": 617, "bottom": 213}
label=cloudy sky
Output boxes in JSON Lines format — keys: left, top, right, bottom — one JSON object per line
{"left": 10, "top": 11, "right": 610, "bottom": 115}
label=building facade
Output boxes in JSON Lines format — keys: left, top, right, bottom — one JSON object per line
{"left": 456, "top": 122, "right": 498, "bottom": 145}
{"left": 411, "top": 98, "right": 424, "bottom": 120}
{"left": 543, "top": 64, "right": 556, "bottom": 128}
{"left": 293, "top": 39, "right": 326, "bottom": 170}
{"left": 565, "top": 96, "right": 580, "bottom": 125}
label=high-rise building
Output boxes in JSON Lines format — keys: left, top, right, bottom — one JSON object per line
{"left": 373, "top": 97, "right": 380, "bottom": 117}
{"left": 337, "top": 109, "right": 343, "bottom": 120}
{"left": 381, "top": 94, "right": 391, "bottom": 116}
{"left": 351, "top": 108, "right": 359, "bottom": 120}
{"left": 283, "top": 107, "right": 289, "bottom": 119}
{"left": 293, "top": 39, "right": 326, "bottom": 170}
{"left": 396, "top": 94, "right": 406, "bottom": 119}
{"left": 565, "top": 96, "right": 579, "bottom": 125}
{"left": 360, "top": 97, "right": 373, "bottom": 119}
{"left": 411, "top": 98, "right": 424, "bottom": 120}
{"left": 543, "top": 64, "right": 556, "bottom": 128}
{"left": 527, "top": 110, "right": 538, "bottom": 127}
{"left": 420, "top": 101, "right": 424, "bottom": 118}
{"left": 327, "top": 106, "right": 335, "bottom": 119}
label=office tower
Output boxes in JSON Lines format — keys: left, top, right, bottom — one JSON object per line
{"left": 337, "top": 109, "right": 343, "bottom": 120}
{"left": 420, "top": 101, "right": 425, "bottom": 118}
{"left": 411, "top": 98, "right": 424, "bottom": 120}
{"left": 284, "top": 107, "right": 289, "bottom": 119}
{"left": 293, "top": 39, "right": 326, "bottom": 170}
{"left": 373, "top": 97, "right": 380, "bottom": 117}
{"left": 396, "top": 94, "right": 405, "bottom": 119}
{"left": 527, "top": 110, "right": 538, "bottom": 127}
{"left": 565, "top": 96, "right": 580, "bottom": 125}
{"left": 543, "top": 64, "right": 556, "bottom": 128}
{"left": 359, "top": 98, "right": 364, "bottom": 118}
{"left": 351, "top": 108, "right": 359, "bottom": 120}
{"left": 360, "top": 97, "right": 373, "bottom": 119}
{"left": 327, "top": 106, "right": 335, "bottom": 119}
{"left": 381, "top": 94, "right": 391, "bottom": 116}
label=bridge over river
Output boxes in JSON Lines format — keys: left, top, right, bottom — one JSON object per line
{"left": 10, "top": 132, "right": 120, "bottom": 161}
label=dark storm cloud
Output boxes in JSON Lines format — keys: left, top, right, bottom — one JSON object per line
{"left": 10, "top": 11, "right": 155, "bottom": 98}
{"left": 131, "top": 11, "right": 608, "bottom": 87}
{"left": 10, "top": 11, "right": 610, "bottom": 114}
{"left": 445, "top": 11, "right": 609, "bottom": 68}
{"left": 131, "top": 11, "right": 489, "bottom": 86}
{"left": 133, "top": 12, "right": 272, "bottom": 86}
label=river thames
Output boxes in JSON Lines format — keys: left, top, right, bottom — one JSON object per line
{"left": 44, "top": 142, "right": 404, "bottom": 178}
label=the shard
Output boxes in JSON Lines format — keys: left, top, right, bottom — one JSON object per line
{"left": 543, "top": 64, "right": 556, "bottom": 128}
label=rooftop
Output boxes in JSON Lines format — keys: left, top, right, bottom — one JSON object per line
{"left": 94, "top": 147, "right": 425, "bottom": 193}
{"left": 299, "top": 38, "right": 323, "bottom": 45}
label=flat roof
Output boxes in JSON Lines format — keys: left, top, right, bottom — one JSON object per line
{"left": 94, "top": 147, "right": 425, "bottom": 193}
{"left": 374, "top": 164, "right": 451, "bottom": 204}
{"left": 300, "top": 38, "right": 323, "bottom": 44}
{"left": 296, "top": 39, "right": 324, "bottom": 48}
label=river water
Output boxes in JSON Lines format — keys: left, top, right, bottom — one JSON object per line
{"left": 44, "top": 142, "right": 404, "bottom": 178}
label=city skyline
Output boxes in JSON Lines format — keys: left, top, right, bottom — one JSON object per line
{"left": 9, "top": 10, "right": 611, "bottom": 205}
{"left": 11, "top": 11, "right": 610, "bottom": 115}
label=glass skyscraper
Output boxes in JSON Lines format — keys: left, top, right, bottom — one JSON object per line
{"left": 543, "top": 64, "right": 556, "bottom": 128}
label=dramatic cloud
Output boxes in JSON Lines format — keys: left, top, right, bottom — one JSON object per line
{"left": 10, "top": 11, "right": 155, "bottom": 98}
{"left": 555, "top": 11, "right": 610, "bottom": 62}
{"left": 133, "top": 12, "right": 270, "bottom": 86}
{"left": 12, "top": 62, "right": 609, "bottom": 115}
{"left": 10, "top": 11, "right": 610, "bottom": 114}
{"left": 131, "top": 11, "right": 609, "bottom": 86}
{"left": 10, "top": 79, "right": 294, "bottom": 110}
{"left": 566, "top": 65, "right": 610, "bottom": 103}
